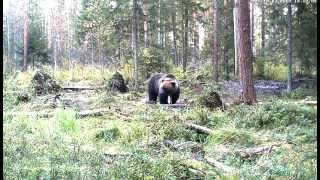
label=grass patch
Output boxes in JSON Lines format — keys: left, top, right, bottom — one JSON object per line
{"left": 229, "top": 100, "right": 316, "bottom": 130}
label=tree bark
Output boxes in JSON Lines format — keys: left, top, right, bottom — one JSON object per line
{"left": 212, "top": 0, "right": 220, "bottom": 82}
{"left": 287, "top": 0, "right": 293, "bottom": 92}
{"left": 157, "top": 0, "right": 161, "bottom": 46}
{"left": 192, "top": 11, "right": 199, "bottom": 65}
{"left": 260, "top": 1, "right": 265, "bottom": 57}
{"left": 233, "top": 8, "right": 239, "bottom": 76}
{"left": 143, "top": 0, "right": 148, "bottom": 48}
{"left": 250, "top": 0, "right": 254, "bottom": 57}
{"left": 224, "top": 0, "right": 229, "bottom": 80}
{"left": 172, "top": 9, "right": 178, "bottom": 66}
{"left": 133, "top": 0, "right": 139, "bottom": 90}
{"left": 22, "top": 0, "right": 29, "bottom": 72}
{"left": 235, "top": 0, "right": 257, "bottom": 104}
{"left": 182, "top": 3, "right": 189, "bottom": 72}
{"left": 7, "top": 16, "right": 10, "bottom": 63}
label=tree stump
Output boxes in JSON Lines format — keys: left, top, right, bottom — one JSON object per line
{"left": 199, "top": 91, "right": 223, "bottom": 109}
{"left": 108, "top": 72, "right": 129, "bottom": 93}
{"left": 32, "top": 71, "right": 61, "bottom": 96}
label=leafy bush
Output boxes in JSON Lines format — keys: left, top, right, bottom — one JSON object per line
{"left": 253, "top": 57, "right": 266, "bottom": 78}
{"left": 55, "top": 64, "right": 113, "bottom": 84}
{"left": 207, "top": 128, "right": 255, "bottom": 147}
{"left": 55, "top": 109, "right": 78, "bottom": 133}
{"left": 281, "top": 87, "right": 316, "bottom": 99}
{"left": 229, "top": 100, "right": 316, "bottom": 130}
{"left": 140, "top": 47, "right": 171, "bottom": 79}
{"left": 95, "top": 127, "right": 121, "bottom": 142}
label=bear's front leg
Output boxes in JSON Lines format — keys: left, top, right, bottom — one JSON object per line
{"left": 159, "top": 93, "right": 169, "bottom": 104}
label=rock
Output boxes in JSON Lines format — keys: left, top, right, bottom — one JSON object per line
{"left": 32, "top": 71, "right": 61, "bottom": 96}
{"left": 108, "top": 72, "right": 129, "bottom": 93}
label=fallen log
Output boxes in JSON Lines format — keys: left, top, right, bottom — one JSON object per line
{"left": 62, "top": 86, "right": 104, "bottom": 91}
{"left": 148, "top": 103, "right": 187, "bottom": 108}
{"left": 77, "top": 108, "right": 110, "bottom": 117}
{"left": 235, "top": 144, "right": 281, "bottom": 159}
{"left": 205, "top": 157, "right": 236, "bottom": 173}
{"left": 304, "top": 100, "right": 317, "bottom": 106}
{"left": 4, "top": 108, "right": 110, "bottom": 118}
{"left": 185, "top": 123, "right": 214, "bottom": 134}
{"left": 3, "top": 112, "right": 54, "bottom": 118}
{"left": 162, "top": 103, "right": 187, "bottom": 108}
{"left": 163, "top": 140, "right": 201, "bottom": 151}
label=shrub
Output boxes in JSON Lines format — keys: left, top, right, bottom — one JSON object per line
{"left": 207, "top": 128, "right": 255, "bottom": 147}
{"left": 95, "top": 127, "right": 121, "bottom": 142}
{"left": 229, "top": 100, "right": 316, "bottom": 130}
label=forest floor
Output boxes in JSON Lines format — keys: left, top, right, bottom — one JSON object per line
{"left": 3, "top": 68, "right": 317, "bottom": 179}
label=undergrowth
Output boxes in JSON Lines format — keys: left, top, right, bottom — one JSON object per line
{"left": 3, "top": 67, "right": 317, "bottom": 179}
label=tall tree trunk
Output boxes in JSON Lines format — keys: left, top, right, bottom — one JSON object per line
{"left": 233, "top": 7, "right": 239, "bottom": 76}
{"left": 7, "top": 16, "right": 10, "bottom": 62}
{"left": 212, "top": 0, "right": 220, "bottom": 81}
{"left": 181, "top": 4, "right": 185, "bottom": 67}
{"left": 260, "top": 1, "right": 265, "bottom": 57}
{"left": 143, "top": 0, "right": 148, "bottom": 48}
{"left": 157, "top": 0, "right": 161, "bottom": 46}
{"left": 172, "top": 9, "right": 178, "bottom": 66}
{"left": 91, "top": 40, "right": 94, "bottom": 67}
{"left": 22, "top": 0, "right": 29, "bottom": 72}
{"left": 182, "top": 3, "right": 189, "bottom": 72}
{"left": 192, "top": 11, "right": 199, "bottom": 65}
{"left": 133, "top": 0, "right": 139, "bottom": 90}
{"left": 250, "top": 1, "right": 254, "bottom": 57}
{"left": 235, "top": 0, "right": 257, "bottom": 104}
{"left": 287, "top": 0, "right": 293, "bottom": 92}
{"left": 224, "top": 0, "right": 229, "bottom": 80}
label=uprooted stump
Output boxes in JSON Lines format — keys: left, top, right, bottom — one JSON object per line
{"left": 198, "top": 91, "right": 223, "bottom": 109}
{"left": 108, "top": 72, "right": 129, "bottom": 93}
{"left": 32, "top": 71, "right": 61, "bottom": 96}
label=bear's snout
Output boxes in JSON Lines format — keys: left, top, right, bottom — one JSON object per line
{"left": 171, "top": 82, "right": 176, "bottom": 86}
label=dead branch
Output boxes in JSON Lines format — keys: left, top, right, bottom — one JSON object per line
{"left": 304, "top": 101, "right": 317, "bottom": 106}
{"left": 205, "top": 157, "right": 236, "bottom": 173}
{"left": 62, "top": 86, "right": 103, "bottom": 91}
{"left": 3, "top": 112, "right": 54, "bottom": 118}
{"left": 163, "top": 140, "right": 201, "bottom": 151}
{"left": 4, "top": 108, "right": 111, "bottom": 118}
{"left": 162, "top": 103, "right": 187, "bottom": 108}
{"left": 78, "top": 108, "right": 110, "bottom": 117}
{"left": 185, "top": 123, "right": 214, "bottom": 134}
{"left": 235, "top": 143, "right": 282, "bottom": 158}
{"left": 188, "top": 168, "right": 206, "bottom": 177}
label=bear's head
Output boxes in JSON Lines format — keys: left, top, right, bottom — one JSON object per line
{"left": 160, "top": 74, "right": 179, "bottom": 94}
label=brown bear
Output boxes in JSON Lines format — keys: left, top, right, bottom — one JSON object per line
{"left": 147, "top": 73, "right": 180, "bottom": 104}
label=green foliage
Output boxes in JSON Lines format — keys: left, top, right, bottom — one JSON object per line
{"left": 55, "top": 64, "right": 113, "bottom": 84}
{"left": 229, "top": 100, "right": 316, "bottom": 130}
{"left": 169, "top": 67, "right": 188, "bottom": 82}
{"left": 253, "top": 57, "right": 288, "bottom": 81}
{"left": 281, "top": 87, "right": 316, "bottom": 99}
{"left": 207, "top": 128, "right": 255, "bottom": 147}
{"left": 55, "top": 109, "right": 78, "bottom": 133}
{"left": 121, "top": 123, "right": 149, "bottom": 143}
{"left": 163, "top": 124, "right": 207, "bottom": 143}
{"left": 140, "top": 47, "right": 171, "bottom": 79}
{"left": 264, "top": 62, "right": 288, "bottom": 81}
{"left": 107, "top": 150, "right": 177, "bottom": 179}
{"left": 4, "top": 54, "right": 317, "bottom": 179}
{"left": 253, "top": 57, "right": 266, "bottom": 78}
{"left": 16, "top": 0, "right": 51, "bottom": 67}
{"left": 95, "top": 127, "right": 121, "bottom": 142}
